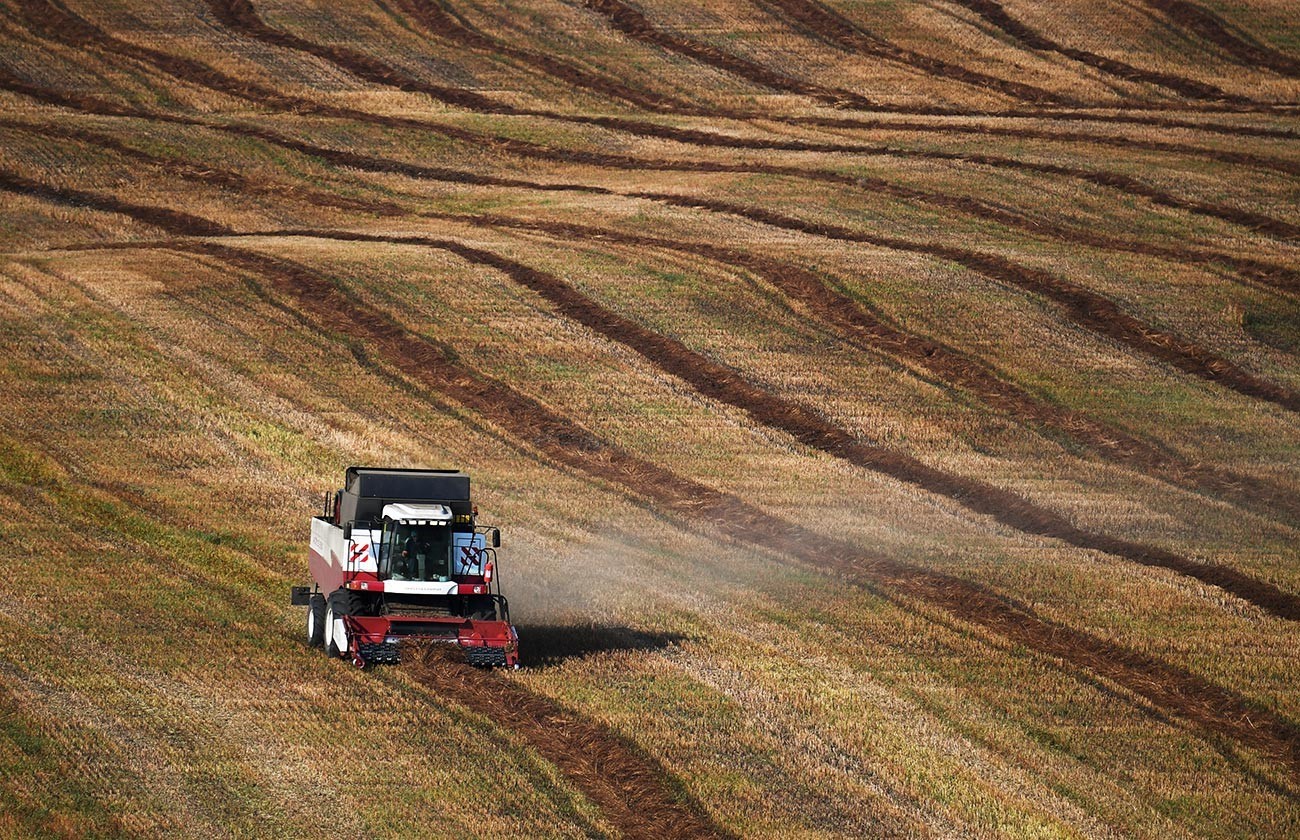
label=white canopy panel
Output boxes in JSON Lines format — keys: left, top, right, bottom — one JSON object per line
{"left": 381, "top": 503, "right": 453, "bottom": 525}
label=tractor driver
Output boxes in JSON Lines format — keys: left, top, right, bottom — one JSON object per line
{"left": 396, "top": 532, "right": 436, "bottom": 580}
{"left": 396, "top": 533, "right": 420, "bottom": 579}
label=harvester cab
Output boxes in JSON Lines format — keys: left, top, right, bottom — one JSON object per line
{"left": 290, "top": 467, "right": 519, "bottom": 669}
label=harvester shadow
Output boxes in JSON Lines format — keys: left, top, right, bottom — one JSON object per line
{"left": 516, "top": 624, "right": 689, "bottom": 668}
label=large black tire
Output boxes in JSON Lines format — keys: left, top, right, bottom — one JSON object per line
{"left": 325, "top": 590, "right": 364, "bottom": 658}
{"left": 306, "top": 593, "right": 326, "bottom": 648}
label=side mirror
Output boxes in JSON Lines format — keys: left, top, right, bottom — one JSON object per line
{"left": 343, "top": 523, "right": 352, "bottom": 540}
{"left": 490, "top": 528, "right": 501, "bottom": 548}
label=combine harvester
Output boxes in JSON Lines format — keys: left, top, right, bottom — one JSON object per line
{"left": 291, "top": 467, "right": 519, "bottom": 668}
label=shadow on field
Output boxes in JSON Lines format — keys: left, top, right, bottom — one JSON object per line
{"left": 517, "top": 624, "right": 689, "bottom": 668}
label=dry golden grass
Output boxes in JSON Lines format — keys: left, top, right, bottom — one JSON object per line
{"left": 0, "top": 0, "right": 1298, "bottom": 836}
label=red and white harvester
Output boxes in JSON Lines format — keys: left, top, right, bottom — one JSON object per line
{"left": 291, "top": 467, "right": 519, "bottom": 668}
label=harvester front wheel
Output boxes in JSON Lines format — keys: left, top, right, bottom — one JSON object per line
{"left": 325, "top": 600, "right": 343, "bottom": 658}
{"left": 325, "top": 590, "right": 362, "bottom": 658}
{"left": 306, "top": 593, "right": 325, "bottom": 647}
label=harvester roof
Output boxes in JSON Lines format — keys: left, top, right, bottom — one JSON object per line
{"left": 382, "top": 503, "right": 453, "bottom": 525}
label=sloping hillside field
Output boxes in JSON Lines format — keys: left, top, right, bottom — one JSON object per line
{"left": 2, "top": 0, "right": 1299, "bottom": 836}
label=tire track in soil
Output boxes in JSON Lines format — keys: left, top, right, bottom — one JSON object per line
{"left": 387, "top": 0, "right": 707, "bottom": 114}
{"left": 8, "top": 65, "right": 1298, "bottom": 248}
{"left": 1141, "top": 0, "right": 1300, "bottom": 78}
{"left": 9, "top": 118, "right": 1297, "bottom": 525}
{"left": 426, "top": 0, "right": 1300, "bottom": 141}
{"left": 11, "top": 3, "right": 1300, "bottom": 240}
{"left": 584, "top": 0, "right": 1300, "bottom": 137}
{"left": 402, "top": 650, "right": 732, "bottom": 840}
{"left": 415, "top": 210, "right": 1300, "bottom": 521}
{"left": 622, "top": 193, "right": 1300, "bottom": 413}
{"left": 0, "top": 169, "right": 233, "bottom": 236}
{"left": 947, "top": 0, "right": 1238, "bottom": 101}
{"left": 198, "top": 0, "right": 1300, "bottom": 175}
{"left": 186, "top": 244, "right": 1300, "bottom": 788}
{"left": 27, "top": 152, "right": 1287, "bottom": 620}
{"left": 14, "top": 0, "right": 1300, "bottom": 216}
{"left": 10, "top": 67, "right": 1300, "bottom": 408}
{"left": 6, "top": 106, "right": 1299, "bottom": 415}
{"left": 582, "top": 0, "right": 888, "bottom": 111}
{"left": 11, "top": 114, "right": 1295, "bottom": 294}
{"left": 588, "top": 0, "right": 1300, "bottom": 130}
{"left": 755, "top": 0, "right": 1070, "bottom": 104}
{"left": 241, "top": 224, "right": 1300, "bottom": 622}
{"left": 39, "top": 219, "right": 1300, "bottom": 784}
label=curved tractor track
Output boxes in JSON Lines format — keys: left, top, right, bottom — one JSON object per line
{"left": 255, "top": 224, "right": 1300, "bottom": 622}
{"left": 19, "top": 189, "right": 1297, "bottom": 783}
{"left": 8, "top": 44, "right": 1300, "bottom": 416}
{"left": 946, "top": 0, "right": 1238, "bottom": 101}
{"left": 5, "top": 118, "right": 1298, "bottom": 528}
{"left": 414, "top": 0, "right": 1277, "bottom": 136}
{"left": 6, "top": 63, "right": 1298, "bottom": 251}
{"left": 10, "top": 114, "right": 1296, "bottom": 296}
{"left": 195, "top": 0, "right": 1300, "bottom": 175}
{"left": 13, "top": 0, "right": 1300, "bottom": 240}
{"left": 586, "top": 0, "right": 1297, "bottom": 130}
{"left": 195, "top": 239, "right": 1300, "bottom": 783}
{"left": 9, "top": 115, "right": 1299, "bottom": 531}
{"left": 387, "top": 0, "right": 702, "bottom": 115}
{"left": 7, "top": 167, "right": 1298, "bottom": 624}
{"left": 417, "top": 211, "right": 1300, "bottom": 521}
{"left": 625, "top": 192, "right": 1300, "bottom": 414}
{"left": 404, "top": 653, "right": 733, "bottom": 840}
{"left": 1141, "top": 0, "right": 1300, "bottom": 78}
{"left": 5, "top": 94, "right": 1298, "bottom": 417}
{"left": 19, "top": 0, "right": 1278, "bottom": 177}
{"left": 756, "top": 0, "right": 1070, "bottom": 104}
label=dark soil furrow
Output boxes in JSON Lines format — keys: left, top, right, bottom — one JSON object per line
{"left": 403, "top": 653, "right": 733, "bottom": 840}
{"left": 202, "top": 0, "right": 512, "bottom": 113}
{"left": 84, "top": 233, "right": 1300, "bottom": 783}
{"left": 15, "top": 113, "right": 1294, "bottom": 293}
{"left": 788, "top": 111, "right": 1300, "bottom": 141}
{"left": 412, "top": 210, "right": 1300, "bottom": 520}
{"left": 589, "top": 0, "right": 1300, "bottom": 129}
{"left": 11, "top": 120, "right": 1297, "bottom": 526}
{"left": 0, "top": 168, "right": 232, "bottom": 236}
{"left": 390, "top": 0, "right": 703, "bottom": 114}
{"left": 759, "top": 0, "right": 1072, "bottom": 103}
{"left": 9, "top": 166, "right": 1297, "bottom": 620}
{"left": 625, "top": 193, "right": 1300, "bottom": 413}
{"left": 949, "top": 0, "right": 1237, "bottom": 101}
{"left": 584, "top": 0, "right": 888, "bottom": 110}
{"left": 7, "top": 104, "right": 1298, "bottom": 413}
{"left": 249, "top": 225, "right": 1300, "bottom": 621}
{"left": 13, "top": 1, "right": 1300, "bottom": 234}
{"left": 396, "top": 0, "right": 1300, "bottom": 142}
{"left": 587, "top": 0, "right": 1298, "bottom": 134}
{"left": 13, "top": 61, "right": 1299, "bottom": 246}
{"left": 191, "top": 0, "right": 1300, "bottom": 177}
{"left": 16, "top": 0, "right": 309, "bottom": 110}
{"left": 1141, "top": 0, "right": 1300, "bottom": 78}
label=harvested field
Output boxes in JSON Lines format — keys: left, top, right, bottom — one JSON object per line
{"left": 1, "top": 0, "right": 1298, "bottom": 837}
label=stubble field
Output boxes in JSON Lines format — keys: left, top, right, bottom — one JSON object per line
{"left": 1, "top": 0, "right": 1298, "bottom": 837}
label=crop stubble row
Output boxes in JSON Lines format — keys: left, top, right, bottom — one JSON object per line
{"left": 4, "top": 117, "right": 1299, "bottom": 523}
{"left": 14, "top": 0, "right": 1300, "bottom": 226}
{"left": 61, "top": 224, "right": 1300, "bottom": 785}
{"left": 5, "top": 173, "right": 1300, "bottom": 780}
{"left": 6, "top": 0, "right": 1300, "bottom": 816}
{"left": 4, "top": 70, "right": 1299, "bottom": 415}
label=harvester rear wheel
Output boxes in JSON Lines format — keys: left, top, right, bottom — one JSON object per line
{"left": 306, "top": 593, "right": 325, "bottom": 647}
